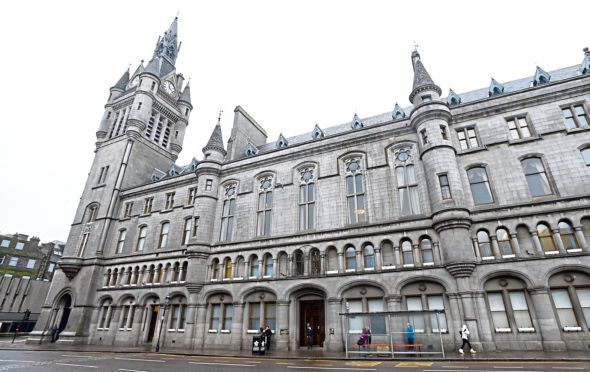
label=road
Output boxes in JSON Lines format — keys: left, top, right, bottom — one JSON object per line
{"left": 0, "top": 350, "right": 588, "bottom": 371}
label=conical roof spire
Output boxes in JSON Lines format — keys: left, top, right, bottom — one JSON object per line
{"left": 408, "top": 50, "right": 441, "bottom": 103}
{"left": 112, "top": 69, "right": 129, "bottom": 90}
{"left": 202, "top": 119, "right": 226, "bottom": 156}
{"left": 153, "top": 17, "right": 179, "bottom": 65}
{"left": 178, "top": 82, "right": 192, "bottom": 105}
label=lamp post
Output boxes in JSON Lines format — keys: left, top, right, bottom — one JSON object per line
{"left": 155, "top": 295, "right": 171, "bottom": 352}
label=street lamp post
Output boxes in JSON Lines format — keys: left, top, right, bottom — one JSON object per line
{"left": 155, "top": 295, "right": 171, "bottom": 353}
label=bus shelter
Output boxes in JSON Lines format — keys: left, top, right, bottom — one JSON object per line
{"left": 341, "top": 310, "right": 445, "bottom": 359}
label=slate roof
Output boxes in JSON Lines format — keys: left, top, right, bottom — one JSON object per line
{"left": 112, "top": 70, "right": 129, "bottom": 90}
{"left": 179, "top": 83, "right": 192, "bottom": 105}
{"left": 150, "top": 158, "right": 197, "bottom": 182}
{"left": 202, "top": 122, "right": 226, "bottom": 155}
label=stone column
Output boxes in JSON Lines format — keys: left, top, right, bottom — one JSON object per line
{"left": 325, "top": 298, "right": 344, "bottom": 352}
{"left": 258, "top": 259, "right": 263, "bottom": 279}
{"left": 320, "top": 254, "right": 326, "bottom": 275}
{"left": 473, "top": 291, "right": 495, "bottom": 351}
{"left": 528, "top": 287, "right": 566, "bottom": 350}
{"left": 273, "top": 258, "right": 279, "bottom": 279}
{"left": 447, "top": 293, "right": 463, "bottom": 346}
{"left": 510, "top": 233, "right": 522, "bottom": 257}
{"left": 412, "top": 244, "right": 422, "bottom": 267}
{"left": 230, "top": 303, "right": 244, "bottom": 350}
{"left": 471, "top": 238, "right": 482, "bottom": 262}
{"left": 574, "top": 226, "right": 589, "bottom": 251}
{"left": 276, "top": 300, "right": 290, "bottom": 350}
{"left": 394, "top": 245, "right": 401, "bottom": 267}
{"left": 337, "top": 252, "right": 344, "bottom": 273}
{"left": 386, "top": 295, "right": 403, "bottom": 345}
{"left": 303, "top": 253, "right": 309, "bottom": 276}
{"left": 530, "top": 231, "right": 545, "bottom": 255}
{"left": 490, "top": 236, "right": 502, "bottom": 259}
{"left": 184, "top": 292, "right": 199, "bottom": 347}
{"left": 552, "top": 229, "right": 567, "bottom": 254}
{"left": 374, "top": 247, "right": 382, "bottom": 270}
{"left": 434, "top": 242, "right": 442, "bottom": 264}
{"left": 131, "top": 305, "right": 145, "bottom": 346}
{"left": 192, "top": 304, "right": 208, "bottom": 349}
{"left": 244, "top": 260, "right": 250, "bottom": 278}
{"left": 355, "top": 250, "right": 362, "bottom": 272}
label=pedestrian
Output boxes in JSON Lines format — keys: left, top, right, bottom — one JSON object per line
{"left": 405, "top": 323, "right": 415, "bottom": 351}
{"left": 305, "top": 324, "right": 313, "bottom": 350}
{"left": 458, "top": 324, "right": 476, "bottom": 354}
{"left": 258, "top": 326, "right": 266, "bottom": 351}
{"left": 51, "top": 325, "right": 59, "bottom": 343}
{"left": 360, "top": 328, "right": 369, "bottom": 357}
{"left": 264, "top": 325, "right": 272, "bottom": 351}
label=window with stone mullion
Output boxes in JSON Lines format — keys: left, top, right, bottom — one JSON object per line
{"left": 257, "top": 191, "right": 272, "bottom": 236}
{"left": 346, "top": 174, "right": 366, "bottom": 224}
{"left": 299, "top": 183, "right": 315, "bottom": 230}
{"left": 220, "top": 199, "right": 235, "bottom": 241}
{"left": 562, "top": 105, "right": 589, "bottom": 129}
{"left": 396, "top": 165, "right": 420, "bottom": 216}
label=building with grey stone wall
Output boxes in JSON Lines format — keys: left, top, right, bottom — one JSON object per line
{"left": 30, "top": 18, "right": 590, "bottom": 352}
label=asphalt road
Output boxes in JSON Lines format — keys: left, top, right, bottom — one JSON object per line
{"left": 0, "top": 350, "right": 589, "bottom": 372}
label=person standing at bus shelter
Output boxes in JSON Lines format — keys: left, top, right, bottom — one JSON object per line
{"left": 406, "top": 323, "right": 415, "bottom": 351}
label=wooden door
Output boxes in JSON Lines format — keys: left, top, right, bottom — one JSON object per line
{"left": 147, "top": 305, "right": 159, "bottom": 342}
{"left": 299, "top": 300, "right": 325, "bottom": 347}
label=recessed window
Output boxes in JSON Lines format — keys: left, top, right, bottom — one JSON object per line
{"left": 220, "top": 199, "right": 235, "bottom": 241}
{"left": 257, "top": 188, "right": 273, "bottom": 236}
{"left": 137, "top": 102, "right": 142, "bottom": 110}
{"left": 123, "top": 202, "right": 133, "bottom": 218}
{"left": 420, "top": 238, "right": 434, "bottom": 264}
{"left": 521, "top": 157, "right": 552, "bottom": 197}
{"left": 204, "top": 153, "right": 211, "bottom": 160}
{"left": 48, "top": 263, "right": 55, "bottom": 272}
{"left": 537, "top": 223, "right": 557, "bottom": 252}
{"left": 15, "top": 242, "right": 24, "bottom": 250}
{"left": 396, "top": 165, "right": 421, "bottom": 215}
{"left": 78, "top": 233, "right": 89, "bottom": 257}
{"left": 420, "top": 129, "right": 428, "bottom": 145}
{"left": 0, "top": 240, "right": 9, "bottom": 248}
{"left": 401, "top": 240, "right": 413, "bottom": 265}
{"left": 264, "top": 255, "right": 273, "bottom": 276}
{"left": 158, "top": 223, "right": 170, "bottom": 249}
{"left": 143, "top": 198, "right": 153, "bottom": 214}
{"left": 205, "top": 179, "right": 213, "bottom": 191}
{"left": 558, "top": 221, "right": 580, "bottom": 251}
{"left": 438, "top": 174, "right": 452, "bottom": 200}
{"left": 169, "top": 304, "right": 187, "bottom": 331}
{"left": 363, "top": 245, "right": 375, "bottom": 269}
{"left": 581, "top": 149, "right": 590, "bottom": 173}
{"left": 97, "top": 165, "right": 109, "bottom": 184}
{"left": 250, "top": 256, "right": 259, "bottom": 277}
{"left": 136, "top": 226, "right": 147, "bottom": 252}
{"left": 346, "top": 173, "right": 366, "bottom": 223}
{"left": 165, "top": 193, "right": 175, "bottom": 210}
{"left": 224, "top": 259, "right": 232, "bottom": 279}
{"left": 115, "top": 230, "right": 126, "bottom": 254}
{"left": 477, "top": 230, "right": 493, "bottom": 258}
{"left": 507, "top": 116, "right": 532, "bottom": 140}
{"left": 467, "top": 167, "right": 494, "bottom": 205}
{"left": 182, "top": 218, "right": 192, "bottom": 245}
{"left": 151, "top": 82, "right": 156, "bottom": 91}
{"left": 87, "top": 205, "right": 98, "bottom": 223}
{"left": 345, "top": 247, "right": 356, "bottom": 270}
{"left": 299, "top": 182, "right": 315, "bottom": 230}
{"left": 422, "top": 95, "right": 432, "bottom": 103}
{"left": 9, "top": 257, "right": 18, "bottom": 266}
{"left": 457, "top": 127, "right": 480, "bottom": 150}
{"left": 440, "top": 126, "right": 448, "bottom": 140}
{"left": 562, "top": 104, "right": 589, "bottom": 129}
{"left": 496, "top": 228, "right": 514, "bottom": 256}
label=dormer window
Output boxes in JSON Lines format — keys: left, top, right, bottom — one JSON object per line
{"left": 312, "top": 124, "right": 324, "bottom": 139}
{"left": 204, "top": 153, "right": 211, "bottom": 160}
{"left": 422, "top": 95, "right": 432, "bottom": 103}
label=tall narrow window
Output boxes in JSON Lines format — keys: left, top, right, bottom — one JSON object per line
{"left": 169, "top": 304, "right": 180, "bottom": 330}
{"left": 487, "top": 292, "right": 510, "bottom": 330}
{"left": 264, "top": 255, "right": 273, "bottom": 277}
{"left": 78, "top": 233, "right": 89, "bottom": 257}
{"left": 257, "top": 182, "right": 273, "bottom": 236}
{"left": 165, "top": 193, "right": 175, "bottom": 209}
{"left": 345, "top": 162, "right": 366, "bottom": 224}
{"left": 264, "top": 303, "right": 276, "bottom": 330}
{"left": 294, "top": 251, "right": 304, "bottom": 276}
{"left": 223, "top": 304, "right": 233, "bottom": 330}
{"left": 212, "top": 260, "right": 220, "bottom": 280}
{"left": 249, "top": 303, "right": 260, "bottom": 330}
{"left": 537, "top": 223, "right": 556, "bottom": 252}
{"left": 210, "top": 304, "right": 220, "bottom": 329}
{"left": 87, "top": 205, "right": 98, "bottom": 222}
{"left": 250, "top": 256, "right": 259, "bottom": 277}
{"left": 123, "top": 202, "right": 133, "bottom": 218}
{"left": 224, "top": 259, "right": 232, "bottom": 279}
{"left": 507, "top": 116, "right": 532, "bottom": 140}
{"left": 115, "top": 230, "right": 126, "bottom": 254}
{"left": 396, "top": 165, "right": 421, "bottom": 215}
{"left": 181, "top": 262, "right": 188, "bottom": 281}
{"left": 172, "top": 263, "right": 180, "bottom": 282}
{"left": 182, "top": 218, "right": 192, "bottom": 245}
{"left": 345, "top": 247, "right": 356, "bottom": 270}
{"left": 406, "top": 296, "right": 424, "bottom": 331}
{"left": 205, "top": 179, "right": 213, "bottom": 191}
{"left": 188, "top": 187, "right": 197, "bottom": 205}
{"left": 192, "top": 217, "right": 199, "bottom": 238}
{"left": 363, "top": 245, "right": 375, "bottom": 269}
{"left": 299, "top": 182, "right": 315, "bottom": 230}
{"left": 421, "top": 238, "right": 434, "bottom": 264}
{"left": 143, "top": 198, "right": 153, "bottom": 214}
{"left": 154, "top": 116, "right": 165, "bottom": 143}
{"left": 146, "top": 111, "right": 156, "bottom": 137}
{"left": 468, "top": 167, "right": 494, "bottom": 205}
{"left": 582, "top": 149, "right": 590, "bottom": 173}
{"left": 521, "top": 157, "right": 552, "bottom": 197}
{"left": 179, "top": 305, "right": 186, "bottom": 330}
{"left": 420, "top": 129, "right": 428, "bottom": 145}
{"left": 220, "top": 199, "right": 235, "bottom": 241}
{"left": 162, "top": 122, "right": 171, "bottom": 147}
{"left": 158, "top": 223, "right": 169, "bottom": 249}
{"left": 440, "top": 126, "right": 448, "bottom": 140}
{"left": 551, "top": 289, "right": 579, "bottom": 328}
{"left": 509, "top": 291, "right": 533, "bottom": 329}
{"left": 562, "top": 104, "right": 589, "bottom": 129}
{"left": 439, "top": 174, "right": 452, "bottom": 200}
{"left": 496, "top": 228, "right": 514, "bottom": 256}
{"left": 477, "top": 230, "right": 493, "bottom": 258}
{"left": 136, "top": 226, "right": 147, "bottom": 252}
{"left": 98, "top": 303, "right": 112, "bottom": 329}
{"left": 457, "top": 128, "right": 480, "bottom": 150}
{"left": 401, "top": 240, "right": 413, "bottom": 265}
{"left": 558, "top": 221, "right": 580, "bottom": 251}
{"left": 427, "top": 295, "right": 447, "bottom": 332}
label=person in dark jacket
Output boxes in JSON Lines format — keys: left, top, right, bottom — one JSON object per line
{"left": 51, "top": 325, "right": 59, "bottom": 342}
{"left": 264, "top": 326, "right": 272, "bottom": 351}
{"left": 305, "top": 324, "right": 313, "bottom": 349}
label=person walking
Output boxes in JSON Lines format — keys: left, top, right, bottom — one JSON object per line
{"left": 264, "top": 325, "right": 272, "bottom": 351}
{"left": 305, "top": 324, "right": 314, "bottom": 350}
{"left": 360, "top": 328, "right": 369, "bottom": 357}
{"left": 458, "top": 324, "right": 476, "bottom": 354}
{"left": 51, "top": 325, "right": 59, "bottom": 343}
{"left": 405, "top": 323, "right": 415, "bottom": 351}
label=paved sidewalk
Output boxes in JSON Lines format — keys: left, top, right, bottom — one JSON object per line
{"left": 1, "top": 337, "right": 589, "bottom": 361}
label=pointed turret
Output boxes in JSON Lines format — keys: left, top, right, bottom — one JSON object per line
{"left": 178, "top": 82, "right": 192, "bottom": 105}
{"left": 153, "top": 17, "right": 179, "bottom": 65}
{"left": 533, "top": 66, "right": 551, "bottom": 86}
{"left": 408, "top": 50, "right": 441, "bottom": 105}
{"left": 143, "top": 58, "right": 161, "bottom": 78}
{"left": 111, "top": 69, "right": 129, "bottom": 91}
{"left": 202, "top": 119, "right": 227, "bottom": 161}
{"left": 582, "top": 47, "right": 590, "bottom": 74}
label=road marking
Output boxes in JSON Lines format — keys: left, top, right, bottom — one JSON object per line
{"left": 425, "top": 370, "right": 540, "bottom": 372}
{"left": 277, "top": 362, "right": 295, "bottom": 365}
{"left": 115, "top": 357, "right": 165, "bottom": 363}
{"left": 244, "top": 360, "right": 262, "bottom": 363}
{"left": 396, "top": 362, "right": 434, "bottom": 367}
{"left": 495, "top": 368, "right": 523, "bottom": 369}
{"left": 554, "top": 368, "right": 585, "bottom": 370}
{"left": 0, "top": 360, "right": 35, "bottom": 363}
{"left": 56, "top": 363, "right": 99, "bottom": 368}
{"left": 347, "top": 361, "right": 382, "bottom": 367}
{"left": 189, "top": 361, "right": 255, "bottom": 367}
{"left": 119, "top": 369, "right": 151, "bottom": 372}
{"left": 61, "top": 354, "right": 93, "bottom": 358}
{"left": 287, "top": 367, "right": 377, "bottom": 371}
{"left": 442, "top": 367, "right": 468, "bottom": 369}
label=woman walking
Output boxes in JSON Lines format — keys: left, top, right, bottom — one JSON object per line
{"left": 458, "top": 324, "right": 476, "bottom": 354}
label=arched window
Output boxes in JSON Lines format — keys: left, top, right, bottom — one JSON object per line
{"left": 97, "top": 299, "right": 113, "bottom": 330}
{"left": 521, "top": 157, "right": 552, "bottom": 197}
{"left": 125, "top": 266, "right": 132, "bottom": 285}
{"left": 485, "top": 277, "right": 534, "bottom": 332}
{"left": 147, "top": 264, "right": 155, "bottom": 283}
{"left": 549, "top": 271, "right": 590, "bottom": 330}
{"left": 115, "top": 229, "right": 126, "bottom": 254}
{"left": 257, "top": 178, "right": 273, "bottom": 236}
{"left": 401, "top": 240, "right": 413, "bottom": 265}
{"left": 468, "top": 167, "right": 494, "bottom": 205}
{"left": 155, "top": 264, "right": 163, "bottom": 283}
{"left": 363, "top": 244, "right": 375, "bottom": 269}
{"left": 299, "top": 169, "right": 315, "bottom": 230}
{"left": 345, "top": 246, "right": 356, "bottom": 270}
{"left": 345, "top": 159, "right": 366, "bottom": 224}
{"left": 250, "top": 256, "right": 259, "bottom": 277}
{"left": 294, "top": 251, "right": 304, "bottom": 276}
{"left": 212, "top": 259, "right": 220, "bottom": 280}
{"left": 582, "top": 148, "right": 590, "bottom": 173}
{"left": 86, "top": 204, "right": 98, "bottom": 223}
{"left": 420, "top": 238, "right": 434, "bottom": 264}
{"left": 496, "top": 228, "right": 514, "bottom": 256}
{"left": 104, "top": 269, "right": 111, "bottom": 287}
{"left": 182, "top": 218, "right": 192, "bottom": 245}
{"left": 172, "top": 262, "right": 180, "bottom": 282}
{"left": 477, "top": 230, "right": 493, "bottom": 258}
{"left": 158, "top": 222, "right": 170, "bottom": 249}
{"left": 310, "top": 249, "right": 321, "bottom": 276}
{"left": 119, "top": 297, "right": 136, "bottom": 331}
{"left": 326, "top": 247, "right": 338, "bottom": 273}
{"left": 402, "top": 282, "right": 448, "bottom": 333}
{"left": 264, "top": 255, "right": 273, "bottom": 277}
{"left": 220, "top": 185, "right": 236, "bottom": 241}
{"left": 136, "top": 226, "right": 147, "bottom": 252}
{"left": 537, "top": 223, "right": 556, "bottom": 252}
{"left": 132, "top": 266, "right": 139, "bottom": 285}
{"left": 558, "top": 221, "right": 580, "bottom": 251}
{"left": 224, "top": 259, "right": 232, "bottom": 279}
{"left": 111, "top": 268, "right": 119, "bottom": 287}
{"left": 181, "top": 261, "right": 188, "bottom": 281}
{"left": 396, "top": 164, "right": 421, "bottom": 215}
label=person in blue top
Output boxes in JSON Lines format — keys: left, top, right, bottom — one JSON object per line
{"left": 406, "top": 323, "right": 415, "bottom": 351}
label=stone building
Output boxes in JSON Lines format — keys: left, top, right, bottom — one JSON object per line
{"left": 31, "top": 18, "right": 590, "bottom": 352}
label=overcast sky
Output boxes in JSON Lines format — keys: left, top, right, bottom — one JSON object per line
{"left": 0, "top": 0, "right": 588, "bottom": 243}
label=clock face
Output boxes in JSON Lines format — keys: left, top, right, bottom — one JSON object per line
{"left": 129, "top": 76, "right": 139, "bottom": 87}
{"left": 164, "top": 81, "right": 176, "bottom": 94}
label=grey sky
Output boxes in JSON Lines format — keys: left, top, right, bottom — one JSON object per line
{"left": 0, "top": 0, "right": 588, "bottom": 242}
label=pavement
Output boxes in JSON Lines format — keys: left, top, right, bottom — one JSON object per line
{"left": 1, "top": 336, "right": 589, "bottom": 361}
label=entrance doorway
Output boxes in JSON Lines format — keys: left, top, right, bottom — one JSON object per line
{"left": 147, "top": 305, "right": 159, "bottom": 342}
{"left": 56, "top": 294, "right": 72, "bottom": 333}
{"left": 299, "top": 300, "right": 325, "bottom": 347}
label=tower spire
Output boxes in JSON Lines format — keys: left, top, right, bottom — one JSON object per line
{"left": 408, "top": 50, "right": 441, "bottom": 104}
{"left": 202, "top": 116, "right": 227, "bottom": 157}
{"left": 153, "top": 17, "right": 179, "bottom": 65}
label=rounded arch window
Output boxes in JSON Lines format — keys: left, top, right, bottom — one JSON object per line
{"left": 343, "top": 285, "right": 385, "bottom": 334}
{"left": 558, "top": 221, "right": 580, "bottom": 251}
{"left": 549, "top": 271, "right": 590, "bottom": 330}
{"left": 537, "top": 223, "right": 556, "bottom": 252}
{"left": 224, "top": 258, "right": 232, "bottom": 279}
{"left": 345, "top": 246, "right": 356, "bottom": 270}
{"left": 401, "top": 240, "right": 413, "bottom": 265}
{"left": 249, "top": 256, "right": 259, "bottom": 277}
{"left": 211, "top": 259, "right": 220, "bottom": 280}
{"left": 484, "top": 277, "right": 533, "bottom": 332}
{"left": 477, "top": 230, "right": 493, "bottom": 258}
{"left": 264, "top": 255, "right": 274, "bottom": 277}
{"left": 363, "top": 244, "right": 375, "bottom": 269}
{"left": 310, "top": 249, "right": 321, "bottom": 276}
{"left": 401, "top": 281, "right": 448, "bottom": 333}
{"left": 420, "top": 238, "right": 434, "bottom": 264}
{"left": 294, "top": 250, "right": 304, "bottom": 276}
{"left": 496, "top": 228, "right": 514, "bottom": 256}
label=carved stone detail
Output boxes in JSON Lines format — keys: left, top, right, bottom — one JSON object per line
{"left": 445, "top": 262, "right": 476, "bottom": 278}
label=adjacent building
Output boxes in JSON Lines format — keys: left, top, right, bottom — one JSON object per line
{"left": 31, "top": 18, "right": 590, "bottom": 352}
